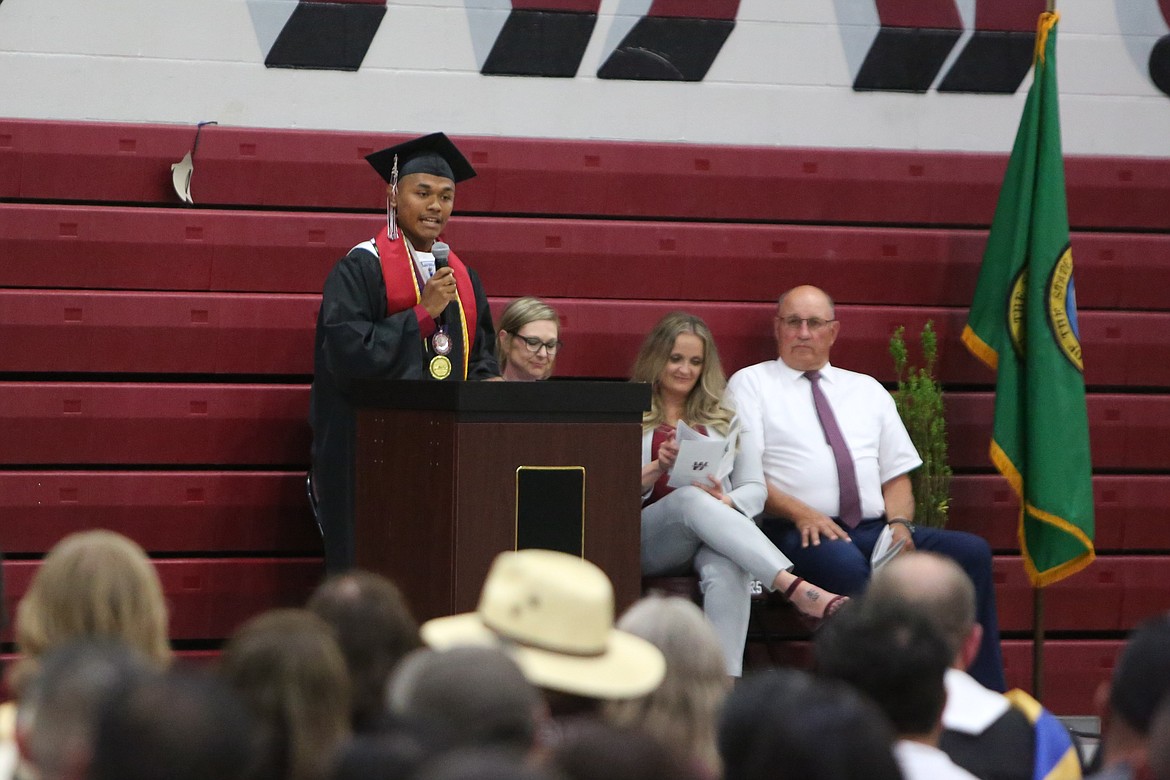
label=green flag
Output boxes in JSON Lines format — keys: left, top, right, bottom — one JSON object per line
{"left": 961, "top": 12, "right": 1095, "bottom": 588}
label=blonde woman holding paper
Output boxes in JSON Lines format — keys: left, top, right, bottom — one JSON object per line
{"left": 632, "top": 312, "right": 847, "bottom": 676}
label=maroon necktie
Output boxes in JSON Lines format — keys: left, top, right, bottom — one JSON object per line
{"left": 804, "top": 370, "right": 863, "bottom": 528}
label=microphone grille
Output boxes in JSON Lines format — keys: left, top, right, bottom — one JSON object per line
{"left": 432, "top": 242, "right": 450, "bottom": 265}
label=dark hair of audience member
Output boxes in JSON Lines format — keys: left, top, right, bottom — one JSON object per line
{"left": 1148, "top": 694, "right": 1170, "bottom": 780}
{"left": 89, "top": 667, "right": 254, "bottom": 780}
{"left": 546, "top": 719, "right": 701, "bottom": 780}
{"left": 220, "top": 608, "right": 352, "bottom": 780}
{"left": 386, "top": 646, "right": 542, "bottom": 756}
{"left": 1108, "top": 614, "right": 1170, "bottom": 735}
{"left": 540, "top": 689, "right": 604, "bottom": 720}
{"left": 19, "top": 639, "right": 152, "bottom": 780}
{"left": 718, "top": 668, "right": 901, "bottom": 780}
{"left": 308, "top": 569, "right": 422, "bottom": 732}
{"left": 331, "top": 731, "right": 432, "bottom": 780}
{"left": 815, "top": 600, "right": 952, "bottom": 737}
{"left": 415, "top": 748, "right": 560, "bottom": 780}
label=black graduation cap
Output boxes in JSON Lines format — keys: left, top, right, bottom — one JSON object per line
{"left": 365, "top": 132, "right": 476, "bottom": 185}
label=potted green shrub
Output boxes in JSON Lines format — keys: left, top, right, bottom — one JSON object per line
{"left": 889, "top": 321, "right": 952, "bottom": 528}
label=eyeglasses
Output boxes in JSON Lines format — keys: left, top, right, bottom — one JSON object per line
{"left": 779, "top": 316, "right": 836, "bottom": 333}
{"left": 510, "top": 333, "right": 562, "bottom": 355}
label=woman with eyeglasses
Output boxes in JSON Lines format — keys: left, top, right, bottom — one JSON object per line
{"left": 496, "top": 297, "right": 562, "bottom": 381}
{"left": 633, "top": 312, "right": 847, "bottom": 677}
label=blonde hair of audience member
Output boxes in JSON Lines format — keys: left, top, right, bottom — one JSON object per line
{"left": 221, "top": 608, "right": 351, "bottom": 780}
{"left": 496, "top": 297, "right": 560, "bottom": 381}
{"left": 630, "top": 312, "right": 734, "bottom": 435}
{"left": 13, "top": 530, "right": 171, "bottom": 691}
{"left": 603, "top": 595, "right": 730, "bottom": 778}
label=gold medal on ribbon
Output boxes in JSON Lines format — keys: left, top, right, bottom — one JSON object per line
{"left": 429, "top": 354, "right": 452, "bottom": 380}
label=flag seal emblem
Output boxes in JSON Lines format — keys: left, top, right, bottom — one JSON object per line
{"left": 1047, "top": 245, "right": 1083, "bottom": 372}
{"left": 1008, "top": 269, "right": 1027, "bottom": 358}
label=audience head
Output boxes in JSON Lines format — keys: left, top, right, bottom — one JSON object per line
{"left": 1148, "top": 694, "right": 1170, "bottom": 780}
{"left": 17, "top": 639, "right": 152, "bottom": 780}
{"left": 416, "top": 748, "right": 559, "bottom": 780}
{"left": 548, "top": 720, "right": 699, "bottom": 780}
{"left": 420, "top": 549, "right": 665, "bottom": 710}
{"left": 603, "top": 594, "right": 729, "bottom": 776}
{"left": 387, "top": 645, "right": 542, "bottom": 755}
{"left": 331, "top": 731, "right": 432, "bottom": 780}
{"left": 89, "top": 667, "right": 254, "bottom": 780}
{"left": 308, "top": 569, "right": 422, "bottom": 732}
{"left": 1102, "top": 613, "right": 1170, "bottom": 738}
{"left": 774, "top": 285, "right": 839, "bottom": 372}
{"left": 815, "top": 600, "right": 952, "bottom": 739}
{"left": 221, "top": 608, "right": 352, "bottom": 780}
{"left": 865, "top": 551, "right": 980, "bottom": 668}
{"left": 631, "top": 311, "right": 733, "bottom": 432}
{"left": 719, "top": 668, "right": 899, "bottom": 780}
{"left": 496, "top": 297, "right": 562, "bottom": 381}
{"left": 14, "top": 530, "right": 171, "bottom": 691}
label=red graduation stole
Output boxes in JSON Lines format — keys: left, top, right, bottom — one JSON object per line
{"left": 374, "top": 227, "right": 478, "bottom": 379}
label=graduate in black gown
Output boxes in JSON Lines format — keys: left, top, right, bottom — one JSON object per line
{"left": 310, "top": 133, "right": 500, "bottom": 572}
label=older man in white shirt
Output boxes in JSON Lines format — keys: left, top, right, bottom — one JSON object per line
{"left": 728, "top": 284, "right": 1005, "bottom": 691}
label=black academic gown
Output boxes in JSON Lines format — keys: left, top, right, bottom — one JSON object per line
{"left": 309, "top": 241, "right": 499, "bottom": 572}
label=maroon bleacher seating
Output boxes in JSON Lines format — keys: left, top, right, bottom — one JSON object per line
{"left": 5, "top": 291, "right": 1170, "bottom": 389}
{"left": 1, "top": 558, "right": 322, "bottom": 644}
{"left": 0, "top": 290, "right": 318, "bottom": 374}
{"left": 6, "top": 205, "right": 1169, "bottom": 310}
{"left": 4, "top": 383, "right": 1169, "bottom": 477}
{"left": 1001, "top": 640, "right": 1125, "bottom": 716}
{"left": 949, "top": 474, "right": 1170, "bottom": 552}
{"left": 2, "top": 118, "right": 1168, "bottom": 715}
{"left": 4, "top": 118, "right": 1170, "bottom": 229}
{"left": 0, "top": 383, "right": 310, "bottom": 465}
{"left": 0, "top": 471, "right": 319, "bottom": 555}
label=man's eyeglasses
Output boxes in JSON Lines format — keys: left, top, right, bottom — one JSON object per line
{"left": 510, "top": 333, "right": 562, "bottom": 355}
{"left": 779, "top": 316, "right": 836, "bottom": 333}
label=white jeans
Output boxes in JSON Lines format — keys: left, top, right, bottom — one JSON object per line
{"left": 640, "top": 486, "right": 794, "bottom": 676}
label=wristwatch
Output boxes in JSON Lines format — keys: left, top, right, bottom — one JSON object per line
{"left": 887, "top": 517, "right": 916, "bottom": 533}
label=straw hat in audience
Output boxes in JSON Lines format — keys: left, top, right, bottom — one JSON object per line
{"left": 421, "top": 549, "right": 665, "bottom": 700}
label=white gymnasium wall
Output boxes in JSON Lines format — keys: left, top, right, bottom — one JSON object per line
{"left": 0, "top": 0, "right": 1168, "bottom": 155}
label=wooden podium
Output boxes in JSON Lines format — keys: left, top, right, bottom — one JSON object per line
{"left": 350, "top": 380, "right": 651, "bottom": 622}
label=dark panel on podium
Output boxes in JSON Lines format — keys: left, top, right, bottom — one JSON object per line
{"left": 515, "top": 466, "right": 585, "bottom": 555}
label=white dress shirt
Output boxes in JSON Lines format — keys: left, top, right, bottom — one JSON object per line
{"left": 942, "top": 667, "right": 1011, "bottom": 735}
{"left": 895, "top": 739, "right": 982, "bottom": 780}
{"left": 727, "top": 359, "right": 922, "bottom": 519}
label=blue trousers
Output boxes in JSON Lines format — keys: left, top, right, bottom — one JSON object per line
{"left": 760, "top": 515, "right": 1007, "bottom": 692}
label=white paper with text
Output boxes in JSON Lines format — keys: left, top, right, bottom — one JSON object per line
{"left": 666, "top": 421, "right": 740, "bottom": 488}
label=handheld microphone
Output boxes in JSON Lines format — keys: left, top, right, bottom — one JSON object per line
{"left": 431, "top": 242, "right": 452, "bottom": 329}
{"left": 432, "top": 241, "right": 450, "bottom": 271}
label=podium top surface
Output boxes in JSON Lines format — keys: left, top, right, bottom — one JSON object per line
{"left": 350, "top": 379, "right": 651, "bottom": 420}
